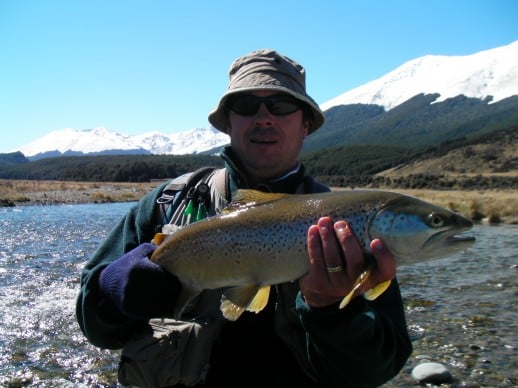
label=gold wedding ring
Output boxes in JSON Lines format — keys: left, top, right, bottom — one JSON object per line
{"left": 326, "top": 265, "right": 343, "bottom": 273}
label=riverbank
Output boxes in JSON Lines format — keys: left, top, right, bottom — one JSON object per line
{"left": 0, "top": 179, "right": 159, "bottom": 207}
{"left": 1, "top": 179, "right": 517, "bottom": 224}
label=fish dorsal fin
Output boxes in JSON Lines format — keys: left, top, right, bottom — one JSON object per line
{"left": 220, "top": 284, "right": 271, "bottom": 321}
{"left": 233, "top": 189, "right": 287, "bottom": 204}
{"left": 222, "top": 189, "right": 287, "bottom": 214}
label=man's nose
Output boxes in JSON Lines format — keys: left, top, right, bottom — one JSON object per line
{"left": 253, "top": 103, "right": 274, "bottom": 125}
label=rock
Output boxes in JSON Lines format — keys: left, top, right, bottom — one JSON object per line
{"left": 411, "top": 362, "right": 453, "bottom": 384}
{"left": 0, "top": 198, "right": 15, "bottom": 207}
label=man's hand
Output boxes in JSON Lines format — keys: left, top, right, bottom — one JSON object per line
{"left": 299, "top": 217, "right": 396, "bottom": 308}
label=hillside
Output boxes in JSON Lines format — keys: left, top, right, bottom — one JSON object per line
{"left": 0, "top": 127, "right": 516, "bottom": 192}
{"left": 302, "top": 95, "right": 518, "bottom": 153}
{"left": 302, "top": 126, "right": 517, "bottom": 191}
{"left": 378, "top": 126, "right": 517, "bottom": 177}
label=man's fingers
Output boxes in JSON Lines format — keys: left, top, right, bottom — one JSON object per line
{"left": 333, "top": 221, "right": 364, "bottom": 281}
{"left": 317, "top": 218, "right": 345, "bottom": 279}
{"left": 367, "top": 239, "right": 397, "bottom": 289}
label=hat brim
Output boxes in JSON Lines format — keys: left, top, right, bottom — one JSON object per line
{"left": 208, "top": 87, "right": 324, "bottom": 134}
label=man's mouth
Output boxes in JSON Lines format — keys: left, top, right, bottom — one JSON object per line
{"left": 250, "top": 139, "right": 277, "bottom": 145}
{"left": 250, "top": 138, "right": 277, "bottom": 145}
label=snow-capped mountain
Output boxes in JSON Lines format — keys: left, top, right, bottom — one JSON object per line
{"left": 19, "top": 127, "right": 230, "bottom": 159}
{"left": 133, "top": 127, "right": 230, "bottom": 155}
{"left": 18, "top": 127, "right": 145, "bottom": 157}
{"left": 15, "top": 40, "right": 518, "bottom": 159}
{"left": 320, "top": 40, "right": 518, "bottom": 111}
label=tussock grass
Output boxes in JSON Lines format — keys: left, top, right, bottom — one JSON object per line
{"left": 0, "top": 179, "right": 158, "bottom": 206}
{"left": 2, "top": 179, "right": 517, "bottom": 224}
{"left": 332, "top": 187, "right": 517, "bottom": 224}
{"left": 388, "top": 188, "right": 517, "bottom": 224}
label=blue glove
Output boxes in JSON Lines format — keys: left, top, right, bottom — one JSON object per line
{"left": 99, "top": 243, "right": 180, "bottom": 320}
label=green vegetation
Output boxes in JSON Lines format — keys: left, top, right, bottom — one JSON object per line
{"left": 0, "top": 154, "right": 223, "bottom": 182}
{"left": 301, "top": 144, "right": 413, "bottom": 176}
{"left": 303, "top": 94, "right": 518, "bottom": 153}
{"left": 0, "top": 125, "right": 515, "bottom": 191}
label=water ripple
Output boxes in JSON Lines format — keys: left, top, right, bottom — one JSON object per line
{"left": 0, "top": 204, "right": 516, "bottom": 386}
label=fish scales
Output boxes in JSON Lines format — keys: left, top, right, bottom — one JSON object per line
{"left": 156, "top": 191, "right": 385, "bottom": 284}
{"left": 151, "top": 189, "right": 475, "bottom": 320}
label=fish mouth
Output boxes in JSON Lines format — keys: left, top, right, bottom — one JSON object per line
{"left": 425, "top": 227, "right": 476, "bottom": 252}
{"left": 445, "top": 234, "right": 476, "bottom": 244}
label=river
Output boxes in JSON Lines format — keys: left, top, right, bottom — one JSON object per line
{"left": 0, "top": 203, "right": 516, "bottom": 387}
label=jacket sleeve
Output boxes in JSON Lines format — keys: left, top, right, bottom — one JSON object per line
{"left": 75, "top": 183, "right": 174, "bottom": 349}
{"left": 296, "top": 278, "right": 412, "bottom": 387}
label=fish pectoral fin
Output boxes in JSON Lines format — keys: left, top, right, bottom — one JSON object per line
{"left": 220, "top": 284, "right": 270, "bottom": 321}
{"left": 339, "top": 268, "right": 372, "bottom": 309}
{"left": 364, "top": 279, "right": 392, "bottom": 301}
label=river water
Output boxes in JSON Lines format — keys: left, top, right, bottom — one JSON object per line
{"left": 0, "top": 203, "right": 516, "bottom": 387}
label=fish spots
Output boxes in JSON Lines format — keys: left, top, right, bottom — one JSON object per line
{"left": 373, "top": 211, "right": 395, "bottom": 234}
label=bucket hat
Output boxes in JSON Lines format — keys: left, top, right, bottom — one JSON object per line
{"left": 208, "top": 49, "right": 324, "bottom": 134}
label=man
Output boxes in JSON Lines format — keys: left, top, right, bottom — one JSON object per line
{"left": 76, "top": 49, "right": 412, "bottom": 387}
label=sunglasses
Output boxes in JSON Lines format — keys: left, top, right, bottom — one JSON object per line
{"left": 227, "top": 94, "right": 302, "bottom": 116}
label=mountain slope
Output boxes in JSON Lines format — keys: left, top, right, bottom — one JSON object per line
{"left": 320, "top": 40, "right": 518, "bottom": 111}
{"left": 377, "top": 126, "right": 518, "bottom": 177}
{"left": 302, "top": 94, "right": 518, "bottom": 153}
{"left": 12, "top": 40, "right": 518, "bottom": 159}
{"left": 19, "top": 127, "right": 230, "bottom": 160}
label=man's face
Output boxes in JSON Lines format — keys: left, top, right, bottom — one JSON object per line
{"left": 226, "top": 90, "right": 310, "bottom": 182}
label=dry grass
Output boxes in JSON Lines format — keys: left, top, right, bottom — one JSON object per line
{"left": 0, "top": 179, "right": 159, "bottom": 206}
{"left": 1, "top": 179, "right": 516, "bottom": 224}
{"left": 332, "top": 187, "right": 517, "bottom": 224}
{"left": 392, "top": 188, "right": 517, "bottom": 224}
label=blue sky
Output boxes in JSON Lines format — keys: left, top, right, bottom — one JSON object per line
{"left": 1, "top": 0, "right": 517, "bottom": 153}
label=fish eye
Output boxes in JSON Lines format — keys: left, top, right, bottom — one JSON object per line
{"left": 427, "top": 212, "right": 445, "bottom": 228}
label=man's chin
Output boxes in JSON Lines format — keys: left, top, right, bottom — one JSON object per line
{"left": 246, "top": 164, "right": 284, "bottom": 181}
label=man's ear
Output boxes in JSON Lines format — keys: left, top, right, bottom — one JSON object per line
{"left": 224, "top": 117, "right": 232, "bottom": 135}
{"left": 302, "top": 119, "right": 310, "bottom": 137}
{"left": 225, "top": 122, "right": 232, "bottom": 135}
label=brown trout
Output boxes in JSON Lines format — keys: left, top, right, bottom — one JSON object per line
{"left": 151, "top": 189, "right": 475, "bottom": 320}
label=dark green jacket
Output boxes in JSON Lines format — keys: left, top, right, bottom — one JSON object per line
{"left": 76, "top": 149, "right": 412, "bottom": 387}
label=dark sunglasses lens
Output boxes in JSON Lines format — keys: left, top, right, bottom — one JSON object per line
{"left": 229, "top": 95, "right": 301, "bottom": 116}
{"left": 266, "top": 98, "right": 300, "bottom": 115}
{"left": 229, "top": 96, "right": 261, "bottom": 115}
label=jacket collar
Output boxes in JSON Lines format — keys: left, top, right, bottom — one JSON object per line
{"left": 219, "top": 146, "right": 306, "bottom": 194}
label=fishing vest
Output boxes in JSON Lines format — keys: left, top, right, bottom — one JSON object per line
{"left": 119, "top": 167, "right": 328, "bottom": 387}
